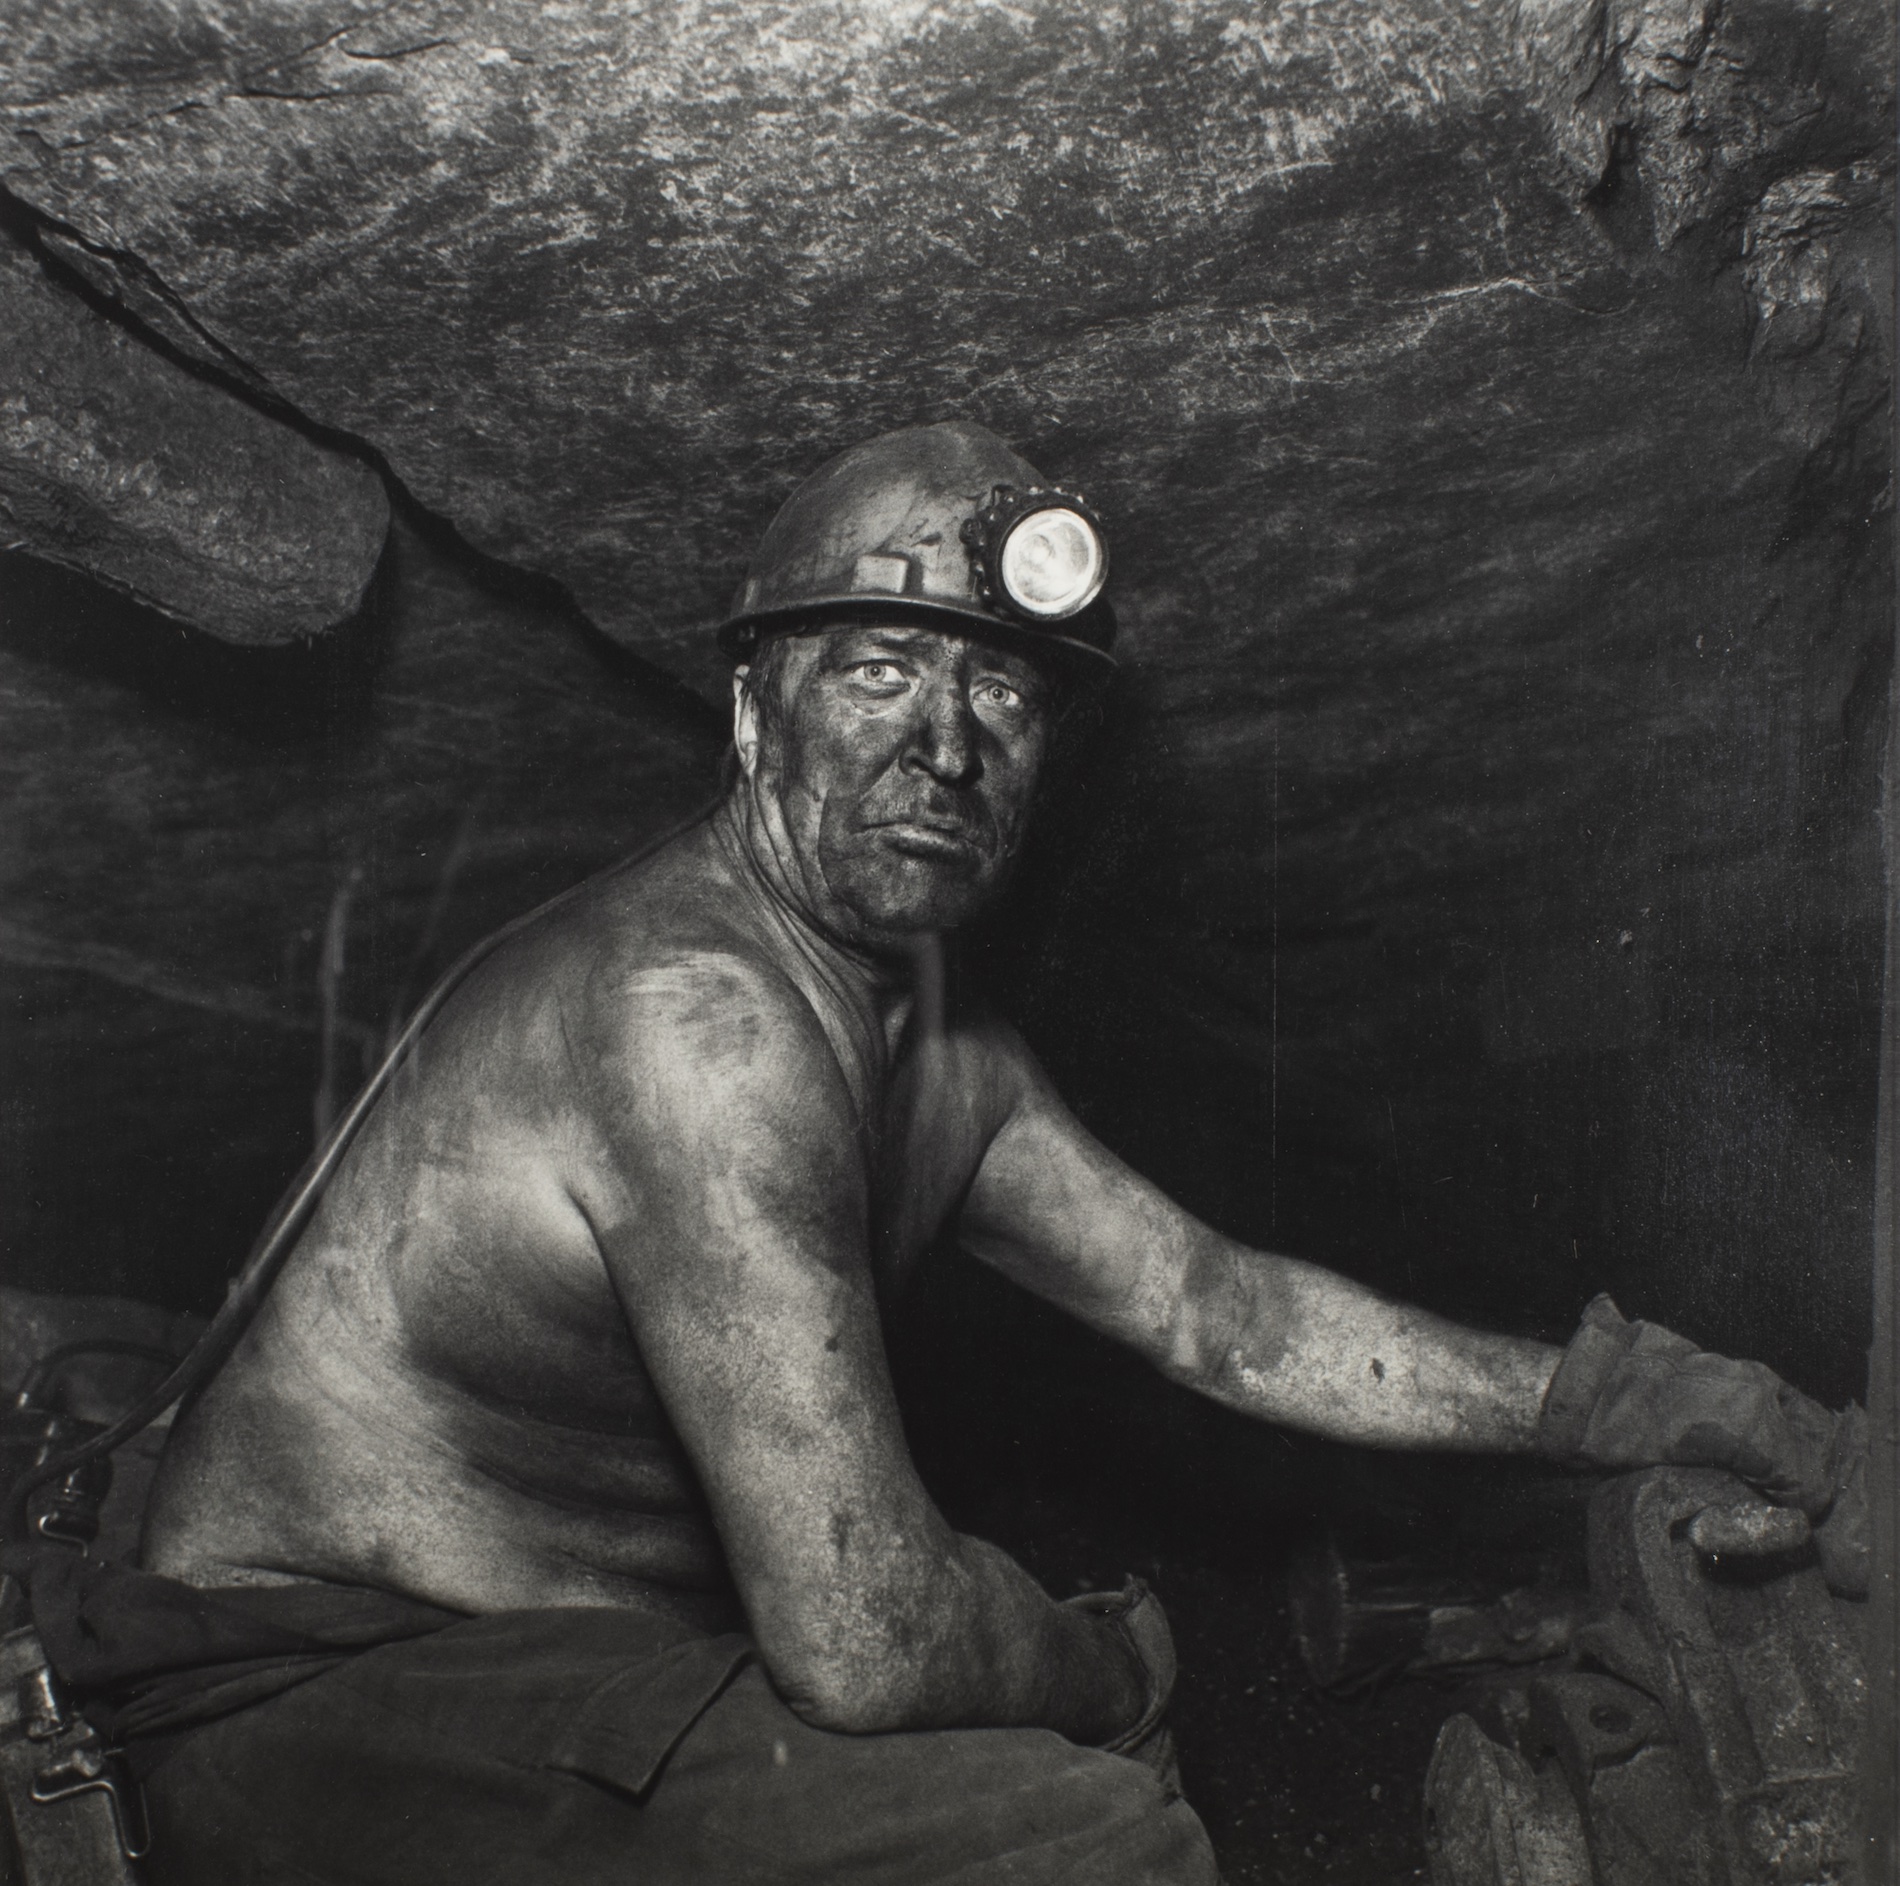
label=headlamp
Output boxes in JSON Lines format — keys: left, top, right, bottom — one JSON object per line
{"left": 961, "top": 484, "right": 1109, "bottom": 624}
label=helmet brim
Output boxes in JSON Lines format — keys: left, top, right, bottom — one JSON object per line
{"left": 717, "top": 593, "right": 1118, "bottom": 680}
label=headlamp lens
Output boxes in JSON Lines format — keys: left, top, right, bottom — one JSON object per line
{"left": 998, "top": 506, "right": 1105, "bottom": 618}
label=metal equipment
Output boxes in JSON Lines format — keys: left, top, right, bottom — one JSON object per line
{"left": 1425, "top": 1468, "right": 1866, "bottom": 1886}
{"left": 0, "top": 1625, "right": 145, "bottom": 1886}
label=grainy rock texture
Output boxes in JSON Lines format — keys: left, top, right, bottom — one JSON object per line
{"left": 0, "top": 234, "right": 387, "bottom": 641}
{"left": 0, "top": 19, "right": 1890, "bottom": 1869}
{"left": 0, "top": 2, "right": 1882, "bottom": 673}
{"left": 1509, "top": 0, "right": 1893, "bottom": 228}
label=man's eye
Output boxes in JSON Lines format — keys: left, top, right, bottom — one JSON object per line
{"left": 850, "top": 661, "right": 904, "bottom": 687}
{"left": 977, "top": 680, "right": 1023, "bottom": 709}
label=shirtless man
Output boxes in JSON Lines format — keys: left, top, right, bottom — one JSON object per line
{"left": 117, "top": 422, "right": 1861, "bottom": 1885}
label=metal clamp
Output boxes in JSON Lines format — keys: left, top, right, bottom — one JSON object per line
{"left": 1, "top": 1626, "right": 149, "bottom": 1881}
{"left": 32, "top": 1732, "right": 151, "bottom": 1862}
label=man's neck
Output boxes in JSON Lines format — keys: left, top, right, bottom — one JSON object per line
{"left": 711, "top": 794, "right": 923, "bottom": 1063}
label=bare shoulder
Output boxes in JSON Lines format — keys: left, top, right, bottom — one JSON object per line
{"left": 527, "top": 877, "right": 865, "bottom": 1251}
{"left": 567, "top": 925, "right": 850, "bottom": 1127}
{"left": 937, "top": 997, "right": 1061, "bottom": 1120}
{"left": 469, "top": 829, "right": 848, "bottom": 1122}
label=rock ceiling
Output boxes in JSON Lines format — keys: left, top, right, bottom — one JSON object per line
{"left": 4, "top": 1, "right": 1888, "bottom": 677}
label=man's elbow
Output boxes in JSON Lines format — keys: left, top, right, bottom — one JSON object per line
{"left": 770, "top": 1649, "right": 927, "bottom": 1735}
{"left": 749, "top": 1559, "right": 983, "bottom": 1733}
{"left": 1154, "top": 1251, "right": 1228, "bottom": 1394}
{"left": 1158, "top": 1238, "right": 1295, "bottom": 1402}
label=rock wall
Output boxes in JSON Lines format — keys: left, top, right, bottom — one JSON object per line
{"left": 0, "top": 229, "right": 385, "bottom": 639}
{"left": 0, "top": 526, "right": 720, "bottom": 1306}
{"left": 0, "top": 0, "right": 1891, "bottom": 1403}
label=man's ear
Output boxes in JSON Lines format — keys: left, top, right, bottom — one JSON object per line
{"left": 732, "top": 665, "right": 760, "bottom": 778}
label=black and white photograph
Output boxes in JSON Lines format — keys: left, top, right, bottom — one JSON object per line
{"left": 0, "top": 4, "right": 1894, "bottom": 1881}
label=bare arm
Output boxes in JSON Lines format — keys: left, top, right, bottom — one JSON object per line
{"left": 958, "top": 1034, "right": 1559, "bottom": 1451}
{"left": 575, "top": 957, "right": 1146, "bottom": 1739}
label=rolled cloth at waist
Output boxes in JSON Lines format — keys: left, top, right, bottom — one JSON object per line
{"left": 12, "top": 1557, "right": 1221, "bottom": 1884}
{"left": 13, "top": 1549, "right": 465, "bottom": 1743}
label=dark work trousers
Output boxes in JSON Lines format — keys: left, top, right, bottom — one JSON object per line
{"left": 135, "top": 1605, "right": 1220, "bottom": 1885}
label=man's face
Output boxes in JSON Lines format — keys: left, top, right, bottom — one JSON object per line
{"left": 736, "top": 622, "right": 1052, "bottom": 947}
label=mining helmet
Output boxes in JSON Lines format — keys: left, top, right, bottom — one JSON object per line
{"left": 718, "top": 420, "right": 1116, "bottom": 673}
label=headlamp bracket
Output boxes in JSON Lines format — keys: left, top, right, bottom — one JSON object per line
{"left": 960, "top": 483, "right": 1109, "bottom": 624}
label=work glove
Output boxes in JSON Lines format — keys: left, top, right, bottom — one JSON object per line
{"left": 1537, "top": 1295, "right": 1868, "bottom": 1595}
{"left": 1066, "top": 1579, "right": 1181, "bottom": 1793}
{"left": 1812, "top": 1403, "right": 1869, "bottom": 1597}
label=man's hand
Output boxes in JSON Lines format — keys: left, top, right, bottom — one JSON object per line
{"left": 1065, "top": 1582, "right": 1183, "bottom": 1793}
{"left": 1536, "top": 1296, "right": 1867, "bottom": 1593}
{"left": 1065, "top": 1582, "right": 1176, "bottom": 1755}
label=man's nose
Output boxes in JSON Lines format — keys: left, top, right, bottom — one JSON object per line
{"left": 905, "top": 681, "right": 982, "bottom": 785}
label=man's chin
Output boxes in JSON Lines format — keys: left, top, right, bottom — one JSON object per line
{"left": 827, "top": 845, "right": 1001, "bottom": 939}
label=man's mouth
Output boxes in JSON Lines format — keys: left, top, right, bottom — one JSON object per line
{"left": 868, "top": 817, "right": 987, "bottom": 861}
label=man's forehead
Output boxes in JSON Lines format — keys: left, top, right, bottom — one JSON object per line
{"left": 814, "top": 620, "right": 1044, "bottom": 677}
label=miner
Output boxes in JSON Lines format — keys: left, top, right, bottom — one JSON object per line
{"left": 29, "top": 422, "right": 1865, "bottom": 1884}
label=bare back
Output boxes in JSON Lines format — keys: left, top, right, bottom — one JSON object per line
{"left": 141, "top": 821, "right": 1013, "bottom": 1623}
